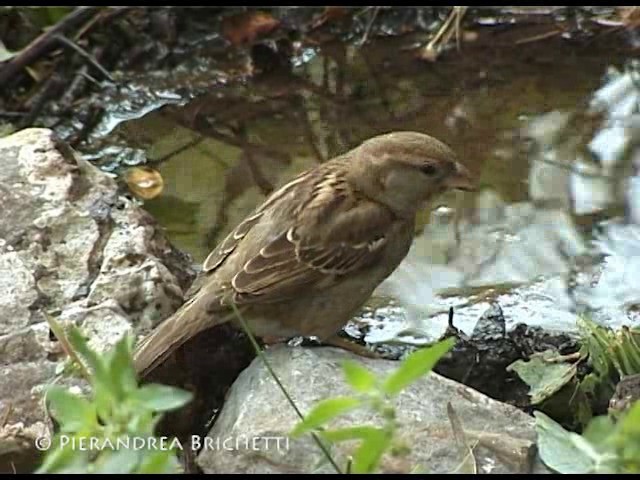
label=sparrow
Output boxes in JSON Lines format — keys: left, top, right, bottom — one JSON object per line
{"left": 133, "top": 131, "right": 475, "bottom": 377}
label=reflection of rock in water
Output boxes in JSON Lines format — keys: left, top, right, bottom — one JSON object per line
{"left": 374, "top": 62, "right": 640, "bottom": 338}
{"left": 568, "top": 64, "right": 640, "bottom": 321}
{"left": 571, "top": 221, "right": 640, "bottom": 324}
{"left": 376, "top": 189, "right": 587, "bottom": 337}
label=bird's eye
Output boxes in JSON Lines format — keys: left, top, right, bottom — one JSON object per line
{"left": 420, "top": 164, "right": 437, "bottom": 176}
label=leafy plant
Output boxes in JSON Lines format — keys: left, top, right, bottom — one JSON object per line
{"left": 536, "top": 399, "right": 640, "bottom": 474}
{"left": 37, "top": 325, "right": 192, "bottom": 474}
{"left": 578, "top": 316, "right": 640, "bottom": 385}
{"left": 290, "top": 337, "right": 455, "bottom": 474}
{"left": 507, "top": 315, "right": 640, "bottom": 428}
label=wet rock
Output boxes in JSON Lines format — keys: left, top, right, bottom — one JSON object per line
{"left": 471, "top": 301, "right": 506, "bottom": 341}
{"left": 196, "top": 346, "right": 552, "bottom": 474}
{"left": 0, "top": 128, "right": 195, "bottom": 472}
{"left": 435, "top": 303, "right": 579, "bottom": 407}
{"left": 609, "top": 373, "right": 640, "bottom": 416}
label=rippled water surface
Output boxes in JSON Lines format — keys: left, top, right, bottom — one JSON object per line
{"left": 84, "top": 27, "right": 640, "bottom": 343}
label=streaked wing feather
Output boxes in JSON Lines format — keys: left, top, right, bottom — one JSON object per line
{"left": 202, "top": 211, "right": 263, "bottom": 272}
{"left": 229, "top": 203, "right": 393, "bottom": 305}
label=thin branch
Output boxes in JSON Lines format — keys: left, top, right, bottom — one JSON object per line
{"left": 54, "top": 34, "right": 115, "bottom": 83}
{"left": 359, "top": 7, "right": 380, "bottom": 46}
{"left": 153, "top": 136, "right": 206, "bottom": 164}
{"left": 0, "top": 7, "right": 99, "bottom": 89}
{"left": 1, "top": 403, "right": 12, "bottom": 427}
{"left": 73, "top": 7, "right": 131, "bottom": 40}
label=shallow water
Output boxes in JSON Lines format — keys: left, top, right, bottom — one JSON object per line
{"left": 82, "top": 27, "right": 640, "bottom": 342}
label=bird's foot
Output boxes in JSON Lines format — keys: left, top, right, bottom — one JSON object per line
{"left": 260, "top": 335, "right": 289, "bottom": 345}
{"left": 322, "top": 335, "right": 384, "bottom": 359}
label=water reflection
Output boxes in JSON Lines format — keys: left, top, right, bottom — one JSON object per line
{"left": 378, "top": 62, "right": 640, "bottom": 341}
{"left": 84, "top": 31, "right": 638, "bottom": 340}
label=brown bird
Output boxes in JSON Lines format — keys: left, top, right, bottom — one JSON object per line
{"left": 133, "top": 131, "right": 475, "bottom": 377}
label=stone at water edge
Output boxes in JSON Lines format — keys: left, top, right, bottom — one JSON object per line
{"left": 0, "top": 128, "right": 194, "bottom": 473}
{"left": 196, "top": 346, "right": 552, "bottom": 474}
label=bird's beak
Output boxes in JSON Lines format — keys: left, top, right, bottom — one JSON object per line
{"left": 445, "top": 162, "right": 476, "bottom": 192}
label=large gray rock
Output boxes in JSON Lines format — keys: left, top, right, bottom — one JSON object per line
{"left": 197, "top": 346, "right": 550, "bottom": 474}
{"left": 0, "top": 128, "right": 194, "bottom": 472}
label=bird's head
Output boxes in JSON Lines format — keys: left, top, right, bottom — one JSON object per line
{"left": 347, "top": 131, "right": 476, "bottom": 218}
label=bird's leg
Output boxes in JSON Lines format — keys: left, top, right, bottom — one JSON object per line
{"left": 258, "top": 334, "right": 382, "bottom": 359}
{"left": 260, "top": 335, "right": 288, "bottom": 345}
{"left": 321, "top": 335, "right": 384, "bottom": 359}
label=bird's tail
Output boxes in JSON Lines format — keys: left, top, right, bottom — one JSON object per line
{"left": 133, "top": 295, "right": 212, "bottom": 378}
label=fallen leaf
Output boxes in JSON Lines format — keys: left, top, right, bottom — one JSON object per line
{"left": 507, "top": 349, "right": 578, "bottom": 404}
{"left": 534, "top": 411, "right": 600, "bottom": 474}
{"left": 124, "top": 166, "right": 164, "bottom": 200}
{"left": 222, "top": 11, "right": 280, "bottom": 46}
{"left": 310, "top": 7, "right": 350, "bottom": 30}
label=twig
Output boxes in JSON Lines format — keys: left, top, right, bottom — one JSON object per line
{"left": 454, "top": 6, "right": 466, "bottom": 51}
{"left": 302, "top": 107, "right": 327, "bottom": 164}
{"left": 67, "top": 104, "right": 104, "bottom": 148}
{"left": 230, "top": 303, "right": 343, "bottom": 474}
{"left": 54, "top": 34, "right": 115, "bottom": 83}
{"left": 420, "top": 6, "right": 468, "bottom": 61}
{"left": 359, "top": 7, "right": 380, "bottom": 46}
{"left": 359, "top": 49, "right": 396, "bottom": 119}
{"left": 0, "top": 7, "right": 99, "bottom": 89}
{"left": 1, "top": 403, "right": 12, "bottom": 427}
{"left": 153, "top": 136, "right": 206, "bottom": 164}
{"left": 20, "top": 73, "right": 64, "bottom": 128}
{"left": 0, "top": 110, "right": 26, "bottom": 118}
{"left": 514, "top": 28, "right": 563, "bottom": 45}
{"left": 192, "top": 123, "right": 290, "bottom": 164}
{"left": 448, "top": 402, "right": 478, "bottom": 474}
{"left": 239, "top": 126, "right": 276, "bottom": 195}
{"left": 74, "top": 7, "right": 131, "bottom": 41}
{"left": 59, "top": 45, "right": 106, "bottom": 111}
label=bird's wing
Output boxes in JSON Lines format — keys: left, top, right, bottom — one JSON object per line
{"left": 228, "top": 176, "right": 397, "bottom": 305}
{"left": 200, "top": 172, "right": 312, "bottom": 274}
{"left": 133, "top": 170, "right": 396, "bottom": 377}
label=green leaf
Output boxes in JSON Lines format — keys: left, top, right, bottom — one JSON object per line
{"left": 93, "top": 382, "right": 116, "bottom": 425}
{"left": 132, "top": 384, "right": 193, "bottom": 412}
{"left": 342, "top": 361, "right": 376, "bottom": 393}
{"left": 291, "top": 397, "right": 361, "bottom": 436}
{"left": 107, "top": 334, "right": 138, "bottom": 399}
{"left": 582, "top": 415, "right": 616, "bottom": 449}
{"left": 46, "top": 386, "right": 96, "bottom": 432}
{"left": 92, "top": 448, "right": 142, "bottom": 474}
{"left": 67, "top": 327, "right": 109, "bottom": 385}
{"left": 382, "top": 337, "right": 454, "bottom": 396}
{"left": 351, "top": 427, "right": 391, "bottom": 474}
{"left": 616, "top": 401, "right": 640, "bottom": 472}
{"left": 507, "top": 350, "right": 577, "bottom": 404}
{"left": 321, "top": 426, "right": 382, "bottom": 443}
{"left": 137, "top": 450, "right": 182, "bottom": 474}
{"left": 36, "top": 441, "right": 82, "bottom": 473}
{"left": 619, "top": 329, "right": 640, "bottom": 375}
{"left": 535, "top": 411, "right": 598, "bottom": 474}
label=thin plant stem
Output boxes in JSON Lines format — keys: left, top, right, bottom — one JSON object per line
{"left": 230, "top": 303, "right": 343, "bottom": 474}
{"left": 45, "top": 313, "right": 91, "bottom": 381}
